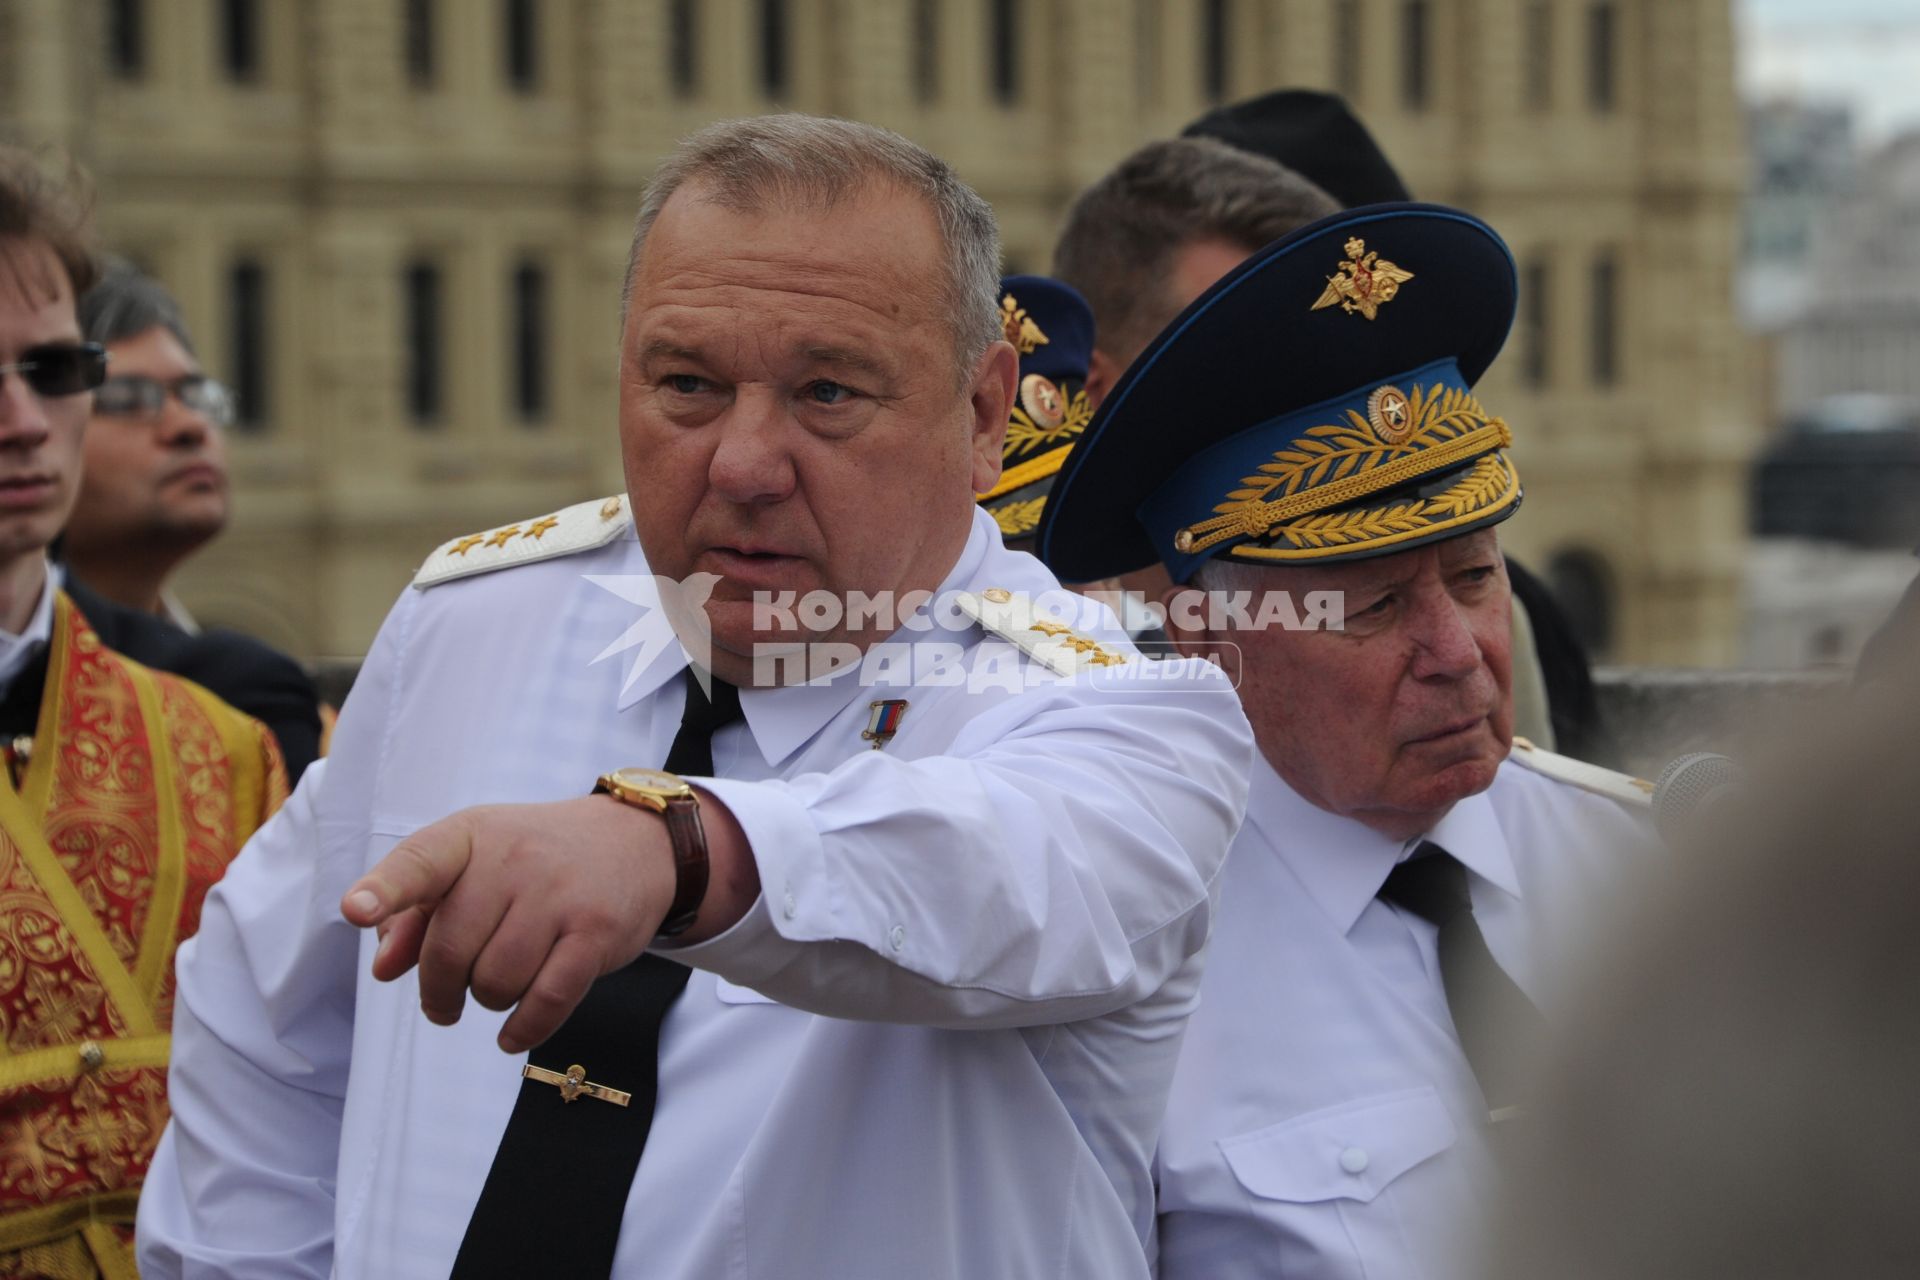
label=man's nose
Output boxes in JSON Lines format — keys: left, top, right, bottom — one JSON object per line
{"left": 1408, "top": 594, "right": 1483, "bottom": 680}
{"left": 707, "top": 392, "right": 796, "bottom": 505}
{"left": 155, "top": 393, "right": 212, "bottom": 447}
{"left": 0, "top": 372, "right": 52, "bottom": 449}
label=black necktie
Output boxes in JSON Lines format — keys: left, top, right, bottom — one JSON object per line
{"left": 451, "top": 670, "right": 744, "bottom": 1279}
{"left": 1378, "top": 842, "right": 1547, "bottom": 1120}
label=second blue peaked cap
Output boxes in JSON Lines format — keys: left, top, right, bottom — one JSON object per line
{"left": 1035, "top": 203, "right": 1522, "bottom": 583}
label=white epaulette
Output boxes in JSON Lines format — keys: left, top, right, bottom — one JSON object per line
{"left": 1506, "top": 736, "right": 1654, "bottom": 809}
{"left": 413, "top": 494, "right": 630, "bottom": 590}
{"left": 952, "top": 588, "right": 1132, "bottom": 677}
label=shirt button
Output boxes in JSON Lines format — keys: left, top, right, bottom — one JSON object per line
{"left": 782, "top": 890, "right": 797, "bottom": 919}
{"left": 1339, "top": 1147, "right": 1369, "bottom": 1175}
{"left": 888, "top": 925, "right": 907, "bottom": 951}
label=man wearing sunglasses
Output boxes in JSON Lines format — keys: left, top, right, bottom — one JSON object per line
{"left": 58, "top": 259, "right": 323, "bottom": 782}
{"left": 0, "top": 146, "right": 289, "bottom": 1276}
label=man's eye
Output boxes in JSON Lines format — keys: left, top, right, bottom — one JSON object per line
{"left": 1353, "top": 595, "right": 1393, "bottom": 620}
{"left": 1460, "top": 566, "right": 1498, "bottom": 585}
{"left": 666, "top": 374, "right": 706, "bottom": 395}
{"left": 805, "top": 381, "right": 855, "bottom": 406}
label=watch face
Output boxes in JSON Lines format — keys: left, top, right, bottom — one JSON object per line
{"left": 609, "top": 768, "right": 694, "bottom": 799}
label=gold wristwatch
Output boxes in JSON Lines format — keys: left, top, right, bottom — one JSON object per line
{"left": 593, "top": 768, "right": 709, "bottom": 939}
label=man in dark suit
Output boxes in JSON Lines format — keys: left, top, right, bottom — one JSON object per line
{"left": 65, "top": 259, "right": 319, "bottom": 780}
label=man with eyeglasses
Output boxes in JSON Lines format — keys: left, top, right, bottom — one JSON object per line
{"left": 69, "top": 257, "right": 235, "bottom": 626}
{"left": 0, "top": 145, "right": 289, "bottom": 1277}
{"left": 59, "top": 259, "right": 322, "bottom": 781}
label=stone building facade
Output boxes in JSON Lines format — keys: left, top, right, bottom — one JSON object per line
{"left": 1, "top": 0, "right": 1751, "bottom": 663}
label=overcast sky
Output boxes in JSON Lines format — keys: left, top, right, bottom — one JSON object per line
{"left": 1740, "top": 0, "right": 1920, "bottom": 141}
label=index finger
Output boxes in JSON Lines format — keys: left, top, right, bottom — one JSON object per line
{"left": 343, "top": 815, "right": 475, "bottom": 928}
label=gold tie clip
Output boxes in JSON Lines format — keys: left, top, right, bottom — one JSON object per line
{"left": 521, "top": 1062, "right": 631, "bottom": 1107}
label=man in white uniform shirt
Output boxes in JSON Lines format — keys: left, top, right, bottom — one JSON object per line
{"left": 1036, "top": 203, "right": 1654, "bottom": 1279}
{"left": 136, "top": 116, "right": 1253, "bottom": 1279}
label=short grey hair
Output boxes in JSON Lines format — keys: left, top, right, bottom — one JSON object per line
{"left": 1053, "top": 137, "right": 1339, "bottom": 366}
{"left": 625, "top": 114, "right": 1002, "bottom": 372}
{"left": 79, "top": 255, "right": 196, "bottom": 353}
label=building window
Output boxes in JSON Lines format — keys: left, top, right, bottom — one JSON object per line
{"left": 504, "top": 0, "right": 538, "bottom": 92}
{"left": 1334, "top": 0, "right": 1361, "bottom": 100}
{"left": 1523, "top": 0, "right": 1551, "bottom": 110}
{"left": 912, "top": 0, "right": 939, "bottom": 102}
{"left": 1201, "top": 0, "right": 1230, "bottom": 103}
{"left": 221, "top": 0, "right": 261, "bottom": 83}
{"left": 1400, "top": 0, "right": 1429, "bottom": 110}
{"left": 405, "top": 0, "right": 435, "bottom": 88}
{"left": 1521, "top": 256, "right": 1551, "bottom": 389}
{"left": 988, "top": 0, "right": 1019, "bottom": 106}
{"left": 229, "top": 258, "right": 269, "bottom": 433}
{"left": 405, "top": 261, "right": 443, "bottom": 428}
{"left": 107, "top": 0, "right": 144, "bottom": 79}
{"left": 1587, "top": 1, "right": 1615, "bottom": 112}
{"left": 669, "top": 0, "right": 698, "bottom": 98}
{"left": 1590, "top": 250, "right": 1618, "bottom": 387}
{"left": 512, "top": 260, "right": 549, "bottom": 426}
{"left": 758, "top": 0, "right": 789, "bottom": 99}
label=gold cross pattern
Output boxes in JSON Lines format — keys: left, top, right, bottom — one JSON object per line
{"left": 521, "top": 1062, "right": 631, "bottom": 1107}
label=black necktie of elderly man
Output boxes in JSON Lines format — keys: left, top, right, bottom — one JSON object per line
{"left": 1378, "top": 843, "right": 1548, "bottom": 1128}
{"left": 451, "top": 670, "right": 745, "bottom": 1279}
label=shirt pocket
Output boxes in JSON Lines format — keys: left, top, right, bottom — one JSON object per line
{"left": 1216, "top": 1086, "right": 1459, "bottom": 1276}
{"left": 714, "top": 977, "right": 781, "bottom": 1005}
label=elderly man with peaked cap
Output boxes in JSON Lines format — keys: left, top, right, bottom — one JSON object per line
{"left": 137, "top": 115, "right": 1252, "bottom": 1280}
{"left": 1037, "top": 203, "right": 1655, "bottom": 1279}
{"left": 1184, "top": 87, "right": 1613, "bottom": 763}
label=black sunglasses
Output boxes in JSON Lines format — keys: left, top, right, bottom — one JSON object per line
{"left": 0, "top": 343, "right": 110, "bottom": 397}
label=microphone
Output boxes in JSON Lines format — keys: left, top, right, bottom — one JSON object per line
{"left": 1651, "top": 752, "right": 1745, "bottom": 841}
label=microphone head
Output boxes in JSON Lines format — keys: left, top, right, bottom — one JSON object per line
{"left": 1652, "top": 752, "right": 1745, "bottom": 840}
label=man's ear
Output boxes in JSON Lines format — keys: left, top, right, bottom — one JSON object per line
{"left": 1085, "top": 347, "right": 1123, "bottom": 411}
{"left": 968, "top": 340, "right": 1018, "bottom": 495}
{"left": 1159, "top": 578, "right": 1242, "bottom": 686}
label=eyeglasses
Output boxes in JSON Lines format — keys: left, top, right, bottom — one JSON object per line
{"left": 0, "top": 343, "right": 109, "bottom": 397}
{"left": 94, "top": 374, "right": 237, "bottom": 429}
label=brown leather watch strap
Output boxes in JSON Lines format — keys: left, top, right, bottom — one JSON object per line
{"left": 655, "top": 795, "right": 709, "bottom": 939}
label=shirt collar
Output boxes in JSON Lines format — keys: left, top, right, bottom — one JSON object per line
{"left": 1423, "top": 784, "right": 1522, "bottom": 902}
{"left": 1245, "top": 753, "right": 1520, "bottom": 934}
{"left": 740, "top": 509, "right": 994, "bottom": 768}
{"left": 0, "top": 560, "right": 59, "bottom": 700}
{"left": 616, "top": 509, "right": 997, "bottom": 770}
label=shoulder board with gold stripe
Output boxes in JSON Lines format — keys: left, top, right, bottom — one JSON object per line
{"left": 413, "top": 494, "right": 630, "bottom": 591}
{"left": 951, "top": 588, "right": 1132, "bottom": 677}
{"left": 1506, "top": 736, "right": 1654, "bottom": 809}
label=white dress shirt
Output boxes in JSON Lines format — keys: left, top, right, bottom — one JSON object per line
{"left": 136, "top": 507, "right": 1254, "bottom": 1280}
{"left": 1154, "top": 753, "right": 1651, "bottom": 1280}
{"left": 0, "top": 558, "right": 58, "bottom": 699}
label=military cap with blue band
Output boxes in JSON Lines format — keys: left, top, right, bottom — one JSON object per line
{"left": 1035, "top": 203, "right": 1522, "bottom": 583}
{"left": 978, "top": 275, "right": 1096, "bottom": 540}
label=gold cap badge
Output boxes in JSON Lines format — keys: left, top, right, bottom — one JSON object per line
{"left": 1001, "top": 294, "right": 1050, "bottom": 354}
{"left": 1366, "top": 385, "right": 1415, "bottom": 444}
{"left": 1311, "top": 237, "right": 1414, "bottom": 320}
{"left": 1019, "top": 374, "right": 1066, "bottom": 429}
